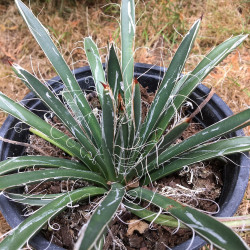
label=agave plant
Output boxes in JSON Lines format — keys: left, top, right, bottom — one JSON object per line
{"left": 0, "top": 0, "right": 249, "bottom": 249}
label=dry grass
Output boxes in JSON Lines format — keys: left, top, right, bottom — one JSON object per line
{"left": 0, "top": 0, "right": 249, "bottom": 246}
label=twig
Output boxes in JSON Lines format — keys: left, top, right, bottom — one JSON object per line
{"left": 0, "top": 136, "right": 49, "bottom": 156}
{"left": 188, "top": 88, "right": 215, "bottom": 121}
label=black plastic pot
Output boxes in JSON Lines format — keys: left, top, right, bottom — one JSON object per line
{"left": 0, "top": 63, "right": 249, "bottom": 250}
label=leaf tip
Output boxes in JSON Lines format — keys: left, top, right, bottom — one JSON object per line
{"left": 8, "top": 60, "right": 13, "bottom": 66}
{"left": 118, "top": 92, "right": 125, "bottom": 111}
{"left": 109, "top": 32, "right": 113, "bottom": 44}
{"left": 134, "top": 78, "right": 139, "bottom": 85}
{"left": 101, "top": 82, "right": 109, "bottom": 90}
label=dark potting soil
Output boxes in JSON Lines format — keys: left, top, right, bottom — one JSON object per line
{"left": 23, "top": 86, "right": 223, "bottom": 249}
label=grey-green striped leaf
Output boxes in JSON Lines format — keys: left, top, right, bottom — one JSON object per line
{"left": 107, "top": 44, "right": 123, "bottom": 100}
{"left": 132, "top": 79, "right": 141, "bottom": 135}
{"left": 0, "top": 169, "right": 109, "bottom": 190}
{"left": 146, "top": 109, "right": 250, "bottom": 169}
{"left": 128, "top": 187, "right": 249, "bottom": 250}
{"left": 84, "top": 37, "right": 105, "bottom": 106}
{"left": 139, "top": 19, "right": 201, "bottom": 145}
{"left": 12, "top": 64, "right": 100, "bottom": 156}
{"left": 0, "top": 155, "right": 87, "bottom": 175}
{"left": 15, "top": 0, "right": 101, "bottom": 150}
{"left": 101, "top": 87, "right": 116, "bottom": 180}
{"left": 76, "top": 183, "right": 125, "bottom": 250}
{"left": 127, "top": 119, "right": 190, "bottom": 181}
{"left": 115, "top": 115, "right": 129, "bottom": 178}
{"left": 0, "top": 91, "right": 88, "bottom": 163}
{"left": 5, "top": 192, "right": 62, "bottom": 206}
{"left": 124, "top": 202, "right": 181, "bottom": 228}
{"left": 121, "top": 0, "right": 135, "bottom": 117}
{"left": 144, "top": 136, "right": 250, "bottom": 184}
{"left": 62, "top": 91, "right": 96, "bottom": 146}
{"left": 153, "top": 34, "right": 248, "bottom": 141}
{"left": 0, "top": 187, "right": 106, "bottom": 250}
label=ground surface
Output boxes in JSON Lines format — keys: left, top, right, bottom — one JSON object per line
{"left": 0, "top": 0, "right": 249, "bottom": 247}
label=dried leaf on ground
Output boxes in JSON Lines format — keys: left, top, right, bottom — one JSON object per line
{"left": 127, "top": 219, "right": 149, "bottom": 236}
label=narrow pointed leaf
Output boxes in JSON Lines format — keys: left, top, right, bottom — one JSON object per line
{"left": 29, "top": 127, "right": 75, "bottom": 157}
{"left": 12, "top": 64, "right": 100, "bottom": 156}
{"left": 139, "top": 19, "right": 201, "bottom": 145}
{"left": 0, "top": 155, "right": 87, "bottom": 175}
{"left": 0, "top": 91, "right": 90, "bottom": 163}
{"left": 146, "top": 109, "right": 250, "bottom": 168}
{"left": 121, "top": 0, "right": 135, "bottom": 117}
{"left": 144, "top": 119, "right": 190, "bottom": 163}
{"left": 144, "top": 136, "right": 250, "bottom": 184}
{"left": 101, "top": 87, "right": 116, "bottom": 180}
{"left": 124, "top": 202, "right": 181, "bottom": 228}
{"left": 153, "top": 34, "right": 248, "bottom": 141}
{"left": 0, "top": 187, "right": 106, "bottom": 250}
{"left": 114, "top": 116, "right": 129, "bottom": 177}
{"left": 107, "top": 44, "right": 123, "bottom": 100}
{"left": 84, "top": 37, "right": 105, "bottom": 105}
{"left": 62, "top": 91, "right": 96, "bottom": 146}
{"left": 5, "top": 192, "right": 62, "bottom": 206}
{"left": 132, "top": 79, "right": 141, "bottom": 134}
{"left": 0, "top": 169, "right": 109, "bottom": 190}
{"left": 15, "top": 0, "right": 101, "bottom": 148}
{"left": 29, "top": 128, "right": 105, "bottom": 176}
{"left": 76, "top": 183, "right": 125, "bottom": 250}
{"left": 127, "top": 119, "right": 190, "bottom": 181}
{"left": 29, "top": 127, "right": 105, "bottom": 177}
{"left": 149, "top": 119, "right": 190, "bottom": 157}
{"left": 128, "top": 188, "right": 249, "bottom": 250}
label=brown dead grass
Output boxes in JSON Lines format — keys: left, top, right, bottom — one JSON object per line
{"left": 0, "top": 0, "right": 249, "bottom": 246}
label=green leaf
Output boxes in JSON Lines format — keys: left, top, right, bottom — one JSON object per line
{"left": 146, "top": 109, "right": 250, "bottom": 169}
{"left": 15, "top": 0, "right": 101, "bottom": 150}
{"left": 218, "top": 215, "right": 250, "bottom": 229}
{"left": 127, "top": 119, "right": 190, "bottom": 181}
{"left": 101, "top": 87, "right": 116, "bottom": 180}
{"left": 0, "top": 155, "right": 87, "bottom": 175}
{"left": 121, "top": 0, "right": 135, "bottom": 117}
{"left": 4, "top": 192, "right": 62, "bottom": 206}
{"left": 0, "top": 169, "right": 109, "bottom": 190}
{"left": 139, "top": 19, "right": 201, "bottom": 146}
{"left": 144, "top": 136, "right": 250, "bottom": 184}
{"left": 75, "top": 183, "right": 125, "bottom": 250}
{"left": 107, "top": 44, "right": 123, "bottom": 100}
{"left": 12, "top": 64, "right": 100, "bottom": 156}
{"left": 0, "top": 91, "right": 92, "bottom": 164}
{"left": 128, "top": 108, "right": 250, "bottom": 181}
{"left": 128, "top": 187, "right": 249, "bottom": 250}
{"left": 132, "top": 79, "right": 141, "bottom": 135}
{"left": 149, "top": 119, "right": 190, "bottom": 157}
{"left": 153, "top": 34, "right": 248, "bottom": 140}
{"left": 115, "top": 115, "right": 129, "bottom": 177}
{"left": 0, "top": 82, "right": 104, "bottom": 175}
{"left": 62, "top": 91, "right": 97, "bottom": 146}
{"left": 124, "top": 202, "right": 182, "bottom": 228}
{"left": 84, "top": 37, "right": 105, "bottom": 106}
{"left": 0, "top": 187, "right": 106, "bottom": 250}
{"left": 29, "top": 127, "right": 75, "bottom": 157}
